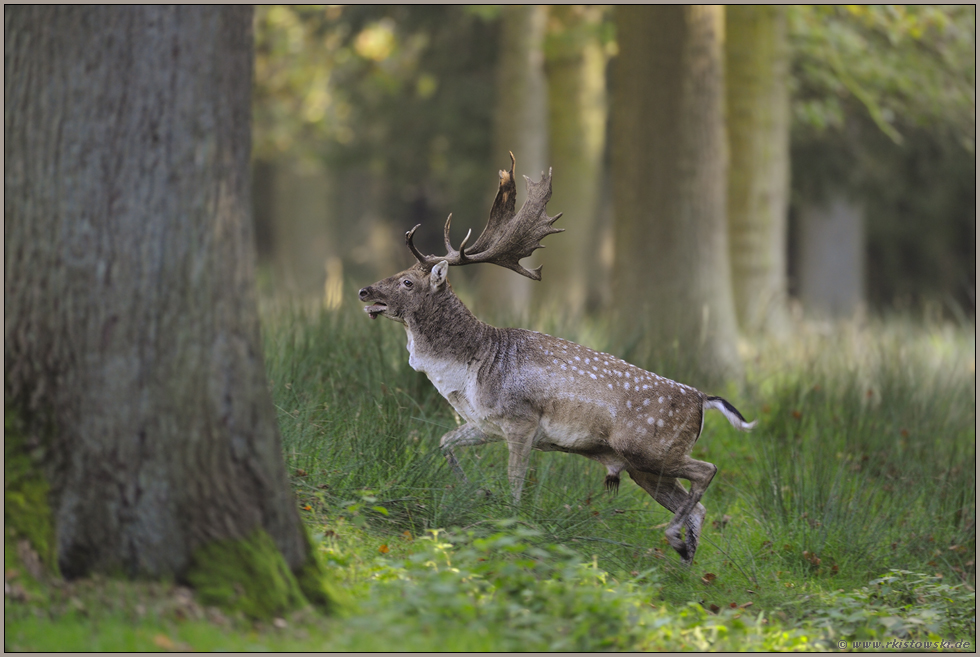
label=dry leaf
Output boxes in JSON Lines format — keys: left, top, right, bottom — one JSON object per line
{"left": 153, "top": 634, "right": 175, "bottom": 650}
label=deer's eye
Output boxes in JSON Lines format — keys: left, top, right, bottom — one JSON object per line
{"left": 402, "top": 279, "right": 414, "bottom": 289}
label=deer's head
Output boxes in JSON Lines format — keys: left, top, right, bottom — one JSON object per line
{"left": 359, "top": 153, "right": 562, "bottom": 323}
{"left": 358, "top": 260, "right": 452, "bottom": 324}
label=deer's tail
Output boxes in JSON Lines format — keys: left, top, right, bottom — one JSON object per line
{"left": 705, "top": 396, "right": 756, "bottom": 431}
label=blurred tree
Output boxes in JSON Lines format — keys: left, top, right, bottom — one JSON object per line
{"left": 252, "top": 6, "right": 500, "bottom": 292}
{"left": 478, "top": 5, "right": 549, "bottom": 316}
{"left": 610, "top": 5, "right": 742, "bottom": 386}
{"left": 725, "top": 5, "right": 791, "bottom": 334}
{"left": 5, "top": 6, "right": 326, "bottom": 608}
{"left": 537, "top": 5, "right": 611, "bottom": 315}
{"left": 788, "top": 5, "right": 975, "bottom": 314}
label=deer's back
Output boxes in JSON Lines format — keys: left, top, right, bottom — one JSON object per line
{"left": 467, "top": 329, "right": 708, "bottom": 458}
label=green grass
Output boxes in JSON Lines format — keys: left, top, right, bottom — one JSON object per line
{"left": 5, "top": 295, "right": 975, "bottom": 651}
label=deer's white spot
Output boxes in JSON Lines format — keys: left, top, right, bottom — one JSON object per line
{"left": 643, "top": 385, "right": 649, "bottom": 390}
{"left": 608, "top": 383, "right": 613, "bottom": 390}
{"left": 644, "top": 398, "right": 650, "bottom": 406}
{"left": 657, "top": 419, "right": 665, "bottom": 427}
{"left": 635, "top": 385, "right": 640, "bottom": 391}
{"left": 668, "top": 410, "right": 674, "bottom": 417}
{"left": 590, "top": 373, "right": 597, "bottom": 380}
{"left": 575, "top": 356, "right": 581, "bottom": 361}
{"left": 659, "top": 396, "right": 664, "bottom": 404}
{"left": 647, "top": 416, "right": 654, "bottom": 424}
{"left": 626, "top": 400, "right": 632, "bottom": 409}
{"left": 561, "top": 364, "right": 567, "bottom": 370}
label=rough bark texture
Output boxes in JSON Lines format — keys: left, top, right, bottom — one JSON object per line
{"left": 726, "top": 5, "right": 791, "bottom": 335}
{"left": 610, "top": 5, "right": 742, "bottom": 386}
{"left": 478, "top": 5, "right": 549, "bottom": 317}
{"left": 5, "top": 6, "right": 309, "bottom": 579}
{"left": 537, "top": 5, "right": 609, "bottom": 315}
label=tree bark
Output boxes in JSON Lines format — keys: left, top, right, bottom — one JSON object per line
{"left": 5, "top": 6, "right": 309, "bottom": 580}
{"left": 537, "top": 5, "right": 609, "bottom": 316}
{"left": 610, "top": 5, "right": 741, "bottom": 385}
{"left": 478, "top": 5, "right": 549, "bottom": 317}
{"left": 726, "top": 5, "right": 791, "bottom": 335}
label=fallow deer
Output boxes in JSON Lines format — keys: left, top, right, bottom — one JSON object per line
{"left": 358, "top": 154, "right": 755, "bottom": 564}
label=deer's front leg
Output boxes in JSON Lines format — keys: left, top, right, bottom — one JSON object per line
{"left": 503, "top": 423, "right": 540, "bottom": 505}
{"left": 439, "top": 423, "right": 496, "bottom": 481}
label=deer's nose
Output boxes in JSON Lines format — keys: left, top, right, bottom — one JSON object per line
{"left": 358, "top": 287, "right": 370, "bottom": 301}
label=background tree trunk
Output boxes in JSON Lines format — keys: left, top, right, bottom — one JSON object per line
{"left": 537, "top": 5, "right": 609, "bottom": 316}
{"left": 610, "top": 5, "right": 741, "bottom": 386}
{"left": 478, "top": 4, "right": 549, "bottom": 318}
{"left": 725, "top": 5, "right": 791, "bottom": 335}
{"left": 5, "top": 6, "right": 309, "bottom": 580}
{"left": 796, "top": 193, "right": 866, "bottom": 318}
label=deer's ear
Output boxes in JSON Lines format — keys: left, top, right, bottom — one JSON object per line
{"left": 430, "top": 260, "right": 449, "bottom": 291}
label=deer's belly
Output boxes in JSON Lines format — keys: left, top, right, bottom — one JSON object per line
{"left": 536, "top": 416, "right": 609, "bottom": 454}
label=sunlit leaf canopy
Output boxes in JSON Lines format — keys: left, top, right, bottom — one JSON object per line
{"left": 251, "top": 5, "right": 974, "bottom": 311}
{"left": 254, "top": 5, "right": 975, "bottom": 162}
{"left": 790, "top": 5, "right": 975, "bottom": 151}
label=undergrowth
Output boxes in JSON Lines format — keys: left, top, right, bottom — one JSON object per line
{"left": 5, "top": 295, "right": 975, "bottom": 651}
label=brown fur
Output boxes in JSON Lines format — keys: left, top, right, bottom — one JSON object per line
{"left": 359, "top": 262, "right": 754, "bottom": 565}
{"left": 358, "top": 159, "right": 753, "bottom": 564}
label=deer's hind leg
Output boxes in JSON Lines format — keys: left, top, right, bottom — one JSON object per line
{"left": 628, "top": 467, "right": 710, "bottom": 565}
{"left": 663, "top": 457, "right": 717, "bottom": 564}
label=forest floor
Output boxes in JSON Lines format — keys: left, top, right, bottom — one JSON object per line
{"left": 5, "top": 298, "right": 976, "bottom": 651}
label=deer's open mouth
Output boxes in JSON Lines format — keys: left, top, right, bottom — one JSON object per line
{"left": 364, "top": 303, "right": 387, "bottom": 319}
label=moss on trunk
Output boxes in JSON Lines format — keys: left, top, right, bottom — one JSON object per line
{"left": 185, "top": 528, "right": 337, "bottom": 619}
{"left": 4, "top": 405, "right": 58, "bottom": 580}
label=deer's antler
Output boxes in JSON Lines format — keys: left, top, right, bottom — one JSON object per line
{"left": 406, "top": 152, "right": 563, "bottom": 280}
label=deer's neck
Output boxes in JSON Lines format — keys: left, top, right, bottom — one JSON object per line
{"left": 404, "top": 290, "right": 492, "bottom": 371}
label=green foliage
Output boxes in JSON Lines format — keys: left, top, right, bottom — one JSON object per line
{"left": 253, "top": 5, "right": 500, "bottom": 233}
{"left": 802, "top": 570, "right": 976, "bottom": 642}
{"left": 357, "top": 524, "right": 645, "bottom": 651}
{"left": 786, "top": 6, "right": 975, "bottom": 312}
{"left": 4, "top": 404, "right": 58, "bottom": 579}
{"left": 185, "top": 529, "right": 308, "bottom": 619}
{"left": 5, "top": 302, "right": 975, "bottom": 650}
{"left": 789, "top": 5, "right": 975, "bottom": 149}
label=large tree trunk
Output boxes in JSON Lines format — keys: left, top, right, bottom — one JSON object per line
{"left": 5, "top": 6, "right": 310, "bottom": 584}
{"left": 726, "top": 5, "right": 791, "bottom": 335}
{"left": 536, "top": 5, "right": 609, "bottom": 316}
{"left": 610, "top": 6, "right": 741, "bottom": 385}
{"left": 478, "top": 5, "right": 549, "bottom": 318}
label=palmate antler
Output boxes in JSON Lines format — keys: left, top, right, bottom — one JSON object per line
{"left": 406, "top": 152, "right": 564, "bottom": 280}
